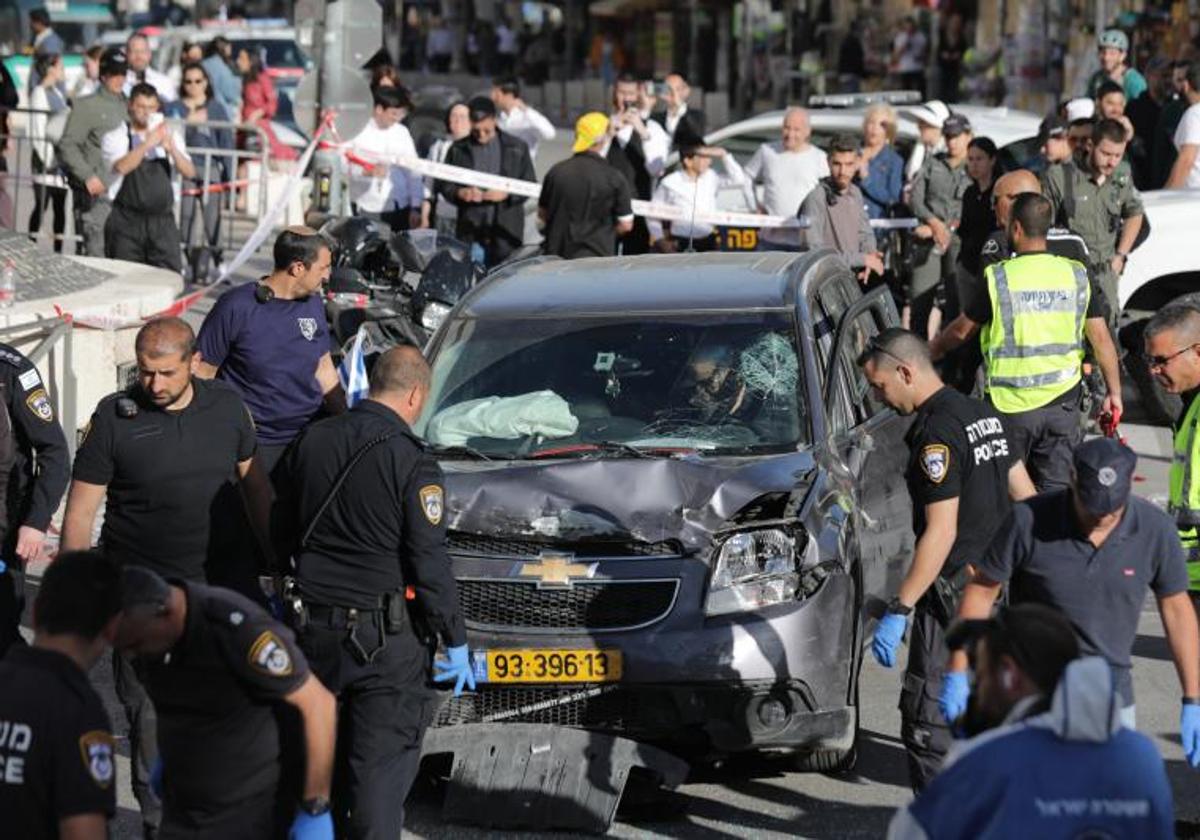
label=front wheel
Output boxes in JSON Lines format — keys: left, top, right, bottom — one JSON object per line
{"left": 794, "top": 702, "right": 859, "bottom": 773}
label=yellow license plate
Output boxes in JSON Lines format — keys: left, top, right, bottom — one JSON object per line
{"left": 483, "top": 649, "right": 622, "bottom": 683}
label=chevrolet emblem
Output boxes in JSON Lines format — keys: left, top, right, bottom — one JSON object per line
{"left": 518, "top": 552, "right": 598, "bottom": 587}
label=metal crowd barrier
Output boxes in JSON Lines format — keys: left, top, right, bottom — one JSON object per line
{"left": 0, "top": 107, "right": 275, "bottom": 277}
{"left": 0, "top": 315, "right": 76, "bottom": 456}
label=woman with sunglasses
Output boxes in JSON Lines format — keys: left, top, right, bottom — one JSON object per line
{"left": 165, "top": 62, "right": 234, "bottom": 283}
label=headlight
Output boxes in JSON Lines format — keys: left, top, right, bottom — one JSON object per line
{"left": 705, "top": 527, "right": 816, "bottom": 616}
{"left": 420, "top": 301, "right": 452, "bottom": 333}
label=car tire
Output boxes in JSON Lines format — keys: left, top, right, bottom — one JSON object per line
{"left": 794, "top": 701, "right": 859, "bottom": 774}
{"left": 1121, "top": 317, "right": 1181, "bottom": 427}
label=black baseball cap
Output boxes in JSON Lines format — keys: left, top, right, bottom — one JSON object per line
{"left": 1072, "top": 437, "right": 1137, "bottom": 516}
{"left": 99, "top": 47, "right": 128, "bottom": 79}
{"left": 1038, "top": 115, "right": 1069, "bottom": 144}
{"left": 467, "top": 96, "right": 496, "bottom": 121}
{"left": 941, "top": 113, "right": 972, "bottom": 137}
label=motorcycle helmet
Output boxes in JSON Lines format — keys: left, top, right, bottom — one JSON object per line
{"left": 320, "top": 216, "right": 387, "bottom": 271}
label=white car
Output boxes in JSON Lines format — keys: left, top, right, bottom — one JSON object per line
{"left": 1118, "top": 189, "right": 1200, "bottom": 424}
{"left": 689, "top": 103, "right": 1042, "bottom": 212}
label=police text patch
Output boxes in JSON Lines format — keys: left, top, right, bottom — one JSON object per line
{"left": 17, "top": 368, "right": 39, "bottom": 391}
{"left": 921, "top": 444, "right": 950, "bottom": 484}
{"left": 248, "top": 630, "right": 293, "bottom": 677}
{"left": 419, "top": 485, "right": 444, "bottom": 525}
{"left": 78, "top": 730, "right": 115, "bottom": 789}
{"left": 25, "top": 388, "right": 53, "bottom": 422}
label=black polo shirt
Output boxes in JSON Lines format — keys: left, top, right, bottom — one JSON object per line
{"left": 977, "top": 491, "right": 1188, "bottom": 705}
{"left": 905, "top": 387, "right": 1015, "bottom": 576}
{"left": 538, "top": 151, "right": 633, "bottom": 259}
{"left": 0, "top": 647, "right": 116, "bottom": 840}
{"left": 275, "top": 400, "right": 466, "bottom": 647}
{"left": 141, "top": 582, "right": 308, "bottom": 818}
{"left": 72, "top": 378, "right": 257, "bottom": 579}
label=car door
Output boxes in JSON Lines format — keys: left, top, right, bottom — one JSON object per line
{"left": 817, "top": 278, "right": 914, "bottom": 624}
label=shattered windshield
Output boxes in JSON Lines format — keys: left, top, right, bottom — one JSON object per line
{"left": 417, "top": 312, "right": 807, "bottom": 457}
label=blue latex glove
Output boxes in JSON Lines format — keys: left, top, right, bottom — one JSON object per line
{"left": 289, "top": 811, "right": 334, "bottom": 840}
{"left": 149, "top": 756, "right": 164, "bottom": 800}
{"left": 940, "top": 670, "right": 970, "bottom": 724}
{"left": 433, "top": 644, "right": 477, "bottom": 697}
{"left": 1182, "top": 705, "right": 1200, "bottom": 768}
{"left": 872, "top": 612, "right": 907, "bottom": 667}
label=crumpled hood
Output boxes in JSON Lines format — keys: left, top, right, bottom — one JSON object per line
{"left": 441, "top": 452, "right": 815, "bottom": 551}
{"left": 1027, "top": 656, "right": 1123, "bottom": 743}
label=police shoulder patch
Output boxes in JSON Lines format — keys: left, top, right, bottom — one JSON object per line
{"left": 920, "top": 443, "right": 950, "bottom": 484}
{"left": 247, "top": 630, "right": 293, "bottom": 677}
{"left": 25, "top": 388, "right": 53, "bottom": 422}
{"left": 419, "top": 484, "right": 444, "bottom": 526}
{"left": 78, "top": 730, "right": 115, "bottom": 789}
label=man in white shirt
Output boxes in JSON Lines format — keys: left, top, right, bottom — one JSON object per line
{"left": 891, "top": 16, "right": 928, "bottom": 97}
{"left": 743, "top": 107, "right": 829, "bottom": 249}
{"left": 491, "top": 77, "right": 556, "bottom": 161}
{"left": 647, "top": 119, "right": 746, "bottom": 252}
{"left": 655, "top": 72, "right": 705, "bottom": 140}
{"left": 1166, "top": 59, "right": 1200, "bottom": 189}
{"left": 348, "top": 85, "right": 425, "bottom": 231}
{"left": 123, "top": 33, "right": 177, "bottom": 102}
{"left": 101, "top": 83, "right": 194, "bottom": 272}
{"left": 607, "top": 74, "right": 671, "bottom": 254}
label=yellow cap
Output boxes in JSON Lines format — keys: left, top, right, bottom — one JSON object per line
{"left": 573, "top": 112, "right": 610, "bottom": 153}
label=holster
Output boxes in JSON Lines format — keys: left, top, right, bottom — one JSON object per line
{"left": 383, "top": 589, "right": 406, "bottom": 635}
{"left": 924, "top": 565, "right": 972, "bottom": 627}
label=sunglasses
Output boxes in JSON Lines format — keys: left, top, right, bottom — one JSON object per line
{"left": 1144, "top": 342, "right": 1198, "bottom": 370}
{"left": 856, "top": 335, "right": 907, "bottom": 368}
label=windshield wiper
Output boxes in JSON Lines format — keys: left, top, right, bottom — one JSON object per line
{"left": 430, "top": 444, "right": 494, "bottom": 461}
{"left": 528, "top": 441, "right": 683, "bottom": 460}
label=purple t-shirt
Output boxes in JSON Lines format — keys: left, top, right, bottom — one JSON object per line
{"left": 196, "top": 282, "right": 329, "bottom": 445}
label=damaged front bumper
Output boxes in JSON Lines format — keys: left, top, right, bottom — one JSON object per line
{"left": 421, "top": 723, "right": 689, "bottom": 834}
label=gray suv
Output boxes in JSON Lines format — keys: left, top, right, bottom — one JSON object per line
{"left": 415, "top": 251, "right": 914, "bottom": 831}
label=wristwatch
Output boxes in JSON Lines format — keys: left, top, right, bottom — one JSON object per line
{"left": 301, "top": 796, "right": 331, "bottom": 816}
{"left": 886, "top": 597, "right": 913, "bottom": 617}
{"left": 1183, "top": 697, "right": 1200, "bottom": 707}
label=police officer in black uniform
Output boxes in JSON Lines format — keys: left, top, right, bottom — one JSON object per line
{"left": 0, "top": 550, "right": 121, "bottom": 840}
{"left": 114, "top": 565, "right": 336, "bottom": 840}
{"left": 275, "top": 345, "right": 474, "bottom": 838}
{"left": 0, "top": 342, "right": 70, "bottom": 659}
{"left": 857, "top": 328, "right": 1036, "bottom": 792}
{"left": 60, "top": 317, "right": 271, "bottom": 838}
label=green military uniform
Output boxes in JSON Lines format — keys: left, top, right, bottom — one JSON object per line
{"left": 1041, "top": 158, "right": 1143, "bottom": 325}
{"left": 56, "top": 86, "right": 126, "bottom": 256}
{"left": 909, "top": 152, "right": 970, "bottom": 339}
{"left": 1169, "top": 390, "right": 1200, "bottom": 590}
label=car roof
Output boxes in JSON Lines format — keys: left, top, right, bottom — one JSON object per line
{"left": 706, "top": 104, "right": 1041, "bottom": 149}
{"left": 460, "top": 253, "right": 813, "bottom": 318}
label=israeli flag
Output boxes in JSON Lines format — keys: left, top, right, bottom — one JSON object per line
{"left": 339, "top": 327, "right": 370, "bottom": 408}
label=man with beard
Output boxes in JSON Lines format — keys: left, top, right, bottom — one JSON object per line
{"left": 940, "top": 437, "right": 1200, "bottom": 765}
{"left": 888, "top": 604, "right": 1174, "bottom": 839}
{"left": 61, "top": 317, "right": 273, "bottom": 837}
{"left": 858, "top": 328, "right": 1035, "bottom": 792}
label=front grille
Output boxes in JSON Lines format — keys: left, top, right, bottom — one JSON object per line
{"left": 434, "top": 685, "right": 640, "bottom": 730}
{"left": 459, "top": 579, "right": 678, "bottom": 632}
{"left": 447, "top": 531, "right": 681, "bottom": 558}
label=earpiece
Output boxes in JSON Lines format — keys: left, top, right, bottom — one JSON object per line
{"left": 254, "top": 283, "right": 275, "bottom": 304}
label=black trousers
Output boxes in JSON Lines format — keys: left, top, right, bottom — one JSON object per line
{"left": 160, "top": 786, "right": 284, "bottom": 840}
{"left": 295, "top": 611, "right": 434, "bottom": 840}
{"left": 207, "top": 442, "right": 289, "bottom": 598}
{"left": 0, "top": 558, "right": 24, "bottom": 659}
{"left": 899, "top": 603, "right": 952, "bottom": 793}
{"left": 105, "top": 204, "right": 183, "bottom": 273}
{"left": 114, "top": 651, "right": 162, "bottom": 835}
{"left": 991, "top": 390, "right": 1082, "bottom": 492}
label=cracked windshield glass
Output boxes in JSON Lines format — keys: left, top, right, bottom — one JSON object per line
{"left": 417, "top": 313, "right": 806, "bottom": 457}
